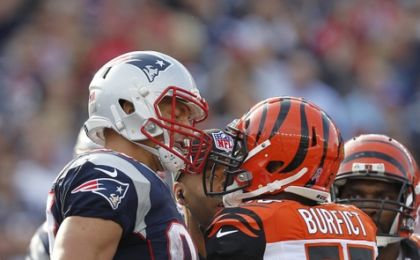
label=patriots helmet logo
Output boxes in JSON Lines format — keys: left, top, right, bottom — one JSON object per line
{"left": 71, "top": 178, "right": 129, "bottom": 210}
{"left": 126, "top": 54, "right": 171, "bottom": 82}
{"left": 211, "top": 131, "right": 234, "bottom": 152}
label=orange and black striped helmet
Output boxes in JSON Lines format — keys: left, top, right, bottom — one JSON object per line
{"left": 332, "top": 134, "right": 420, "bottom": 242}
{"left": 205, "top": 96, "right": 344, "bottom": 205}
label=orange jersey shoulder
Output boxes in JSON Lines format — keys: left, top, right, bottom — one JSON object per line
{"left": 208, "top": 199, "right": 377, "bottom": 243}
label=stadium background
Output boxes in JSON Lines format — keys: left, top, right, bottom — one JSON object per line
{"left": 0, "top": 0, "right": 420, "bottom": 258}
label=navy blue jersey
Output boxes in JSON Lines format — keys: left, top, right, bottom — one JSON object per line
{"left": 46, "top": 150, "right": 197, "bottom": 260}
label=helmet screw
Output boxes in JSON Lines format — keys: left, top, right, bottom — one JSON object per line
{"left": 238, "top": 173, "right": 246, "bottom": 181}
{"left": 116, "top": 121, "right": 124, "bottom": 130}
{"left": 145, "top": 123, "right": 156, "bottom": 133}
{"left": 139, "top": 87, "right": 149, "bottom": 97}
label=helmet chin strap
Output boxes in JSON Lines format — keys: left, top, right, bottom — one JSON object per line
{"left": 131, "top": 141, "right": 185, "bottom": 174}
{"left": 223, "top": 167, "right": 308, "bottom": 207}
{"left": 376, "top": 236, "right": 403, "bottom": 247}
{"left": 111, "top": 106, "right": 186, "bottom": 176}
{"left": 223, "top": 189, "right": 244, "bottom": 208}
{"left": 131, "top": 128, "right": 186, "bottom": 177}
{"left": 284, "top": 186, "right": 331, "bottom": 203}
{"left": 157, "top": 147, "right": 185, "bottom": 175}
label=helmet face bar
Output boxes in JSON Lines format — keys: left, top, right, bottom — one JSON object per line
{"left": 202, "top": 128, "right": 245, "bottom": 196}
{"left": 142, "top": 85, "right": 211, "bottom": 175}
{"left": 332, "top": 134, "right": 420, "bottom": 242}
{"left": 204, "top": 96, "right": 344, "bottom": 205}
{"left": 84, "top": 51, "right": 211, "bottom": 174}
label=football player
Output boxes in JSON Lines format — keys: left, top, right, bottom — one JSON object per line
{"left": 332, "top": 134, "right": 420, "bottom": 260}
{"left": 173, "top": 128, "right": 242, "bottom": 258}
{"left": 46, "top": 51, "right": 212, "bottom": 259}
{"left": 203, "top": 97, "right": 378, "bottom": 259}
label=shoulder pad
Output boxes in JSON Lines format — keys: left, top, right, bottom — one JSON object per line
{"left": 207, "top": 207, "right": 263, "bottom": 238}
{"left": 70, "top": 151, "right": 151, "bottom": 182}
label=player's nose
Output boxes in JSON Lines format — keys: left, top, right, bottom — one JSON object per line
{"left": 363, "top": 207, "right": 378, "bottom": 218}
{"left": 357, "top": 199, "right": 380, "bottom": 218}
{"left": 176, "top": 113, "right": 193, "bottom": 127}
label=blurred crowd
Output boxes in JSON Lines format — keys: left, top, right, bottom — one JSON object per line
{"left": 1, "top": 0, "right": 420, "bottom": 258}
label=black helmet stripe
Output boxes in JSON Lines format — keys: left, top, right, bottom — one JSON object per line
{"left": 269, "top": 99, "right": 291, "bottom": 139}
{"left": 255, "top": 102, "right": 268, "bottom": 145}
{"left": 318, "top": 112, "right": 331, "bottom": 169}
{"left": 281, "top": 101, "right": 309, "bottom": 173}
{"left": 358, "top": 139, "right": 413, "bottom": 173}
{"left": 343, "top": 151, "right": 407, "bottom": 177}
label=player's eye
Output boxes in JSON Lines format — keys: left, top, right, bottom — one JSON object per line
{"left": 378, "top": 193, "right": 394, "bottom": 201}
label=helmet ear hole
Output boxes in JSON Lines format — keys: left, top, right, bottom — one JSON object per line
{"left": 119, "top": 99, "right": 135, "bottom": 115}
{"left": 266, "top": 161, "right": 284, "bottom": 173}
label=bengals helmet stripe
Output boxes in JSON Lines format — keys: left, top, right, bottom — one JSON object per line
{"left": 343, "top": 151, "right": 407, "bottom": 177}
{"left": 269, "top": 98, "right": 291, "bottom": 139}
{"left": 255, "top": 102, "right": 269, "bottom": 145}
{"left": 318, "top": 112, "right": 331, "bottom": 169}
{"left": 306, "top": 112, "right": 333, "bottom": 187}
{"left": 357, "top": 138, "right": 415, "bottom": 174}
{"left": 281, "top": 101, "right": 310, "bottom": 173}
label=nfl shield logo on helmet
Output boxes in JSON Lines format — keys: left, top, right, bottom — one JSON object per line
{"left": 126, "top": 54, "right": 171, "bottom": 82}
{"left": 71, "top": 178, "right": 129, "bottom": 210}
{"left": 211, "top": 131, "right": 234, "bottom": 152}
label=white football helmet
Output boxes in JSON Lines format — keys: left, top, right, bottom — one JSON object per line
{"left": 84, "top": 51, "right": 211, "bottom": 174}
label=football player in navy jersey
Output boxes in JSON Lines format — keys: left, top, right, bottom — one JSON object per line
{"left": 26, "top": 127, "right": 102, "bottom": 260}
{"left": 173, "top": 129, "right": 242, "bottom": 258}
{"left": 46, "top": 51, "right": 212, "bottom": 260}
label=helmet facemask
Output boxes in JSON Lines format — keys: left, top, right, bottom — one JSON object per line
{"left": 201, "top": 127, "right": 247, "bottom": 196}
{"left": 141, "top": 86, "right": 212, "bottom": 175}
{"left": 332, "top": 172, "right": 417, "bottom": 242}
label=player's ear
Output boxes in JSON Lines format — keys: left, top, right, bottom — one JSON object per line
{"left": 173, "top": 182, "right": 186, "bottom": 206}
